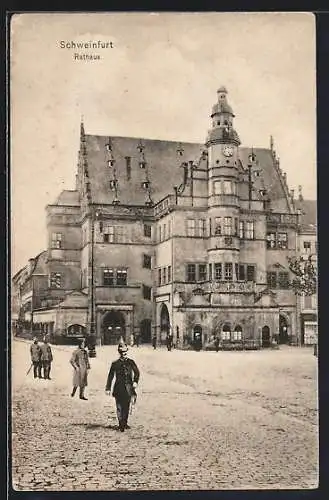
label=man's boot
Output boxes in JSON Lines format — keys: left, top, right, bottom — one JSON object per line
{"left": 79, "top": 389, "right": 88, "bottom": 400}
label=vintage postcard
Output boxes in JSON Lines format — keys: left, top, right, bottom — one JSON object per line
{"left": 10, "top": 12, "right": 317, "bottom": 491}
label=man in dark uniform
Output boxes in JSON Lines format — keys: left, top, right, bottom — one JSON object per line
{"left": 30, "top": 337, "right": 42, "bottom": 379}
{"left": 40, "top": 336, "right": 53, "bottom": 380}
{"left": 105, "top": 341, "right": 140, "bottom": 432}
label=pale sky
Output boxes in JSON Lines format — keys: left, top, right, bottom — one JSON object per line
{"left": 11, "top": 12, "right": 316, "bottom": 275}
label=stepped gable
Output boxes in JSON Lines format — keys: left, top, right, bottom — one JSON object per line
{"left": 239, "top": 147, "right": 291, "bottom": 211}
{"left": 84, "top": 135, "right": 204, "bottom": 205}
{"left": 295, "top": 199, "right": 317, "bottom": 232}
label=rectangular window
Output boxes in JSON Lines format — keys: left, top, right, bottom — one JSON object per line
{"left": 239, "top": 221, "right": 244, "bottom": 239}
{"left": 267, "top": 272, "right": 277, "bottom": 288}
{"left": 214, "top": 217, "right": 222, "bottom": 236}
{"left": 222, "top": 330, "right": 231, "bottom": 341}
{"left": 143, "top": 254, "right": 152, "bottom": 269}
{"left": 116, "top": 269, "right": 127, "bottom": 286}
{"left": 303, "top": 241, "right": 311, "bottom": 253}
{"left": 214, "top": 181, "right": 221, "bottom": 195}
{"left": 125, "top": 156, "right": 131, "bottom": 180}
{"left": 232, "top": 330, "right": 242, "bottom": 341}
{"left": 198, "top": 264, "right": 207, "bottom": 282}
{"left": 50, "top": 272, "right": 62, "bottom": 288}
{"left": 209, "top": 263, "right": 212, "bottom": 280}
{"left": 266, "top": 232, "right": 276, "bottom": 249}
{"left": 187, "top": 219, "right": 196, "bottom": 237}
{"left": 104, "top": 226, "right": 115, "bottom": 243}
{"left": 158, "top": 226, "right": 162, "bottom": 242}
{"left": 198, "top": 219, "right": 206, "bottom": 237}
{"left": 277, "top": 233, "right": 288, "bottom": 249}
{"left": 304, "top": 295, "right": 312, "bottom": 309}
{"left": 168, "top": 266, "right": 172, "bottom": 283}
{"left": 235, "top": 263, "right": 239, "bottom": 281}
{"left": 224, "top": 263, "right": 233, "bottom": 281}
{"left": 278, "top": 272, "right": 289, "bottom": 289}
{"left": 163, "top": 224, "right": 166, "bottom": 240}
{"left": 215, "top": 263, "right": 222, "bottom": 281}
{"left": 234, "top": 218, "right": 238, "bottom": 236}
{"left": 162, "top": 267, "right": 167, "bottom": 284}
{"left": 51, "top": 232, "right": 62, "bottom": 249}
{"left": 224, "top": 217, "right": 232, "bottom": 236}
{"left": 168, "top": 220, "right": 171, "bottom": 237}
{"left": 142, "top": 285, "right": 152, "bottom": 300}
{"left": 187, "top": 264, "right": 196, "bottom": 282}
{"left": 245, "top": 221, "right": 254, "bottom": 239}
{"left": 103, "top": 268, "right": 114, "bottom": 286}
{"left": 223, "top": 180, "right": 232, "bottom": 195}
{"left": 144, "top": 224, "right": 152, "bottom": 238}
{"left": 247, "top": 265, "right": 255, "bottom": 282}
{"left": 116, "top": 226, "right": 124, "bottom": 243}
{"left": 158, "top": 268, "right": 162, "bottom": 286}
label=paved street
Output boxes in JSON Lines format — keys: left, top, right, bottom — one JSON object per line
{"left": 11, "top": 339, "right": 318, "bottom": 491}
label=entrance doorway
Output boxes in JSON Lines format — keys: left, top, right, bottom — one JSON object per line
{"left": 262, "top": 325, "right": 271, "bottom": 347}
{"left": 193, "top": 324, "right": 202, "bottom": 351}
{"left": 160, "top": 304, "right": 170, "bottom": 341}
{"left": 279, "top": 315, "right": 289, "bottom": 344}
{"left": 140, "top": 319, "right": 152, "bottom": 343}
{"left": 102, "top": 310, "right": 125, "bottom": 345}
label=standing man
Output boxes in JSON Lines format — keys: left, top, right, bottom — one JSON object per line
{"left": 105, "top": 341, "right": 140, "bottom": 432}
{"left": 40, "top": 336, "right": 53, "bottom": 380}
{"left": 30, "top": 337, "right": 42, "bottom": 379}
{"left": 70, "top": 338, "right": 90, "bottom": 400}
{"left": 214, "top": 335, "right": 220, "bottom": 353}
{"left": 152, "top": 333, "right": 157, "bottom": 350}
{"left": 166, "top": 333, "right": 173, "bottom": 351}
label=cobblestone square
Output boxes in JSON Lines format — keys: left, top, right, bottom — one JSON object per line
{"left": 11, "top": 340, "right": 318, "bottom": 490}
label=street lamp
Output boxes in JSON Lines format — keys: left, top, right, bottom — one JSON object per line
{"left": 87, "top": 207, "right": 100, "bottom": 358}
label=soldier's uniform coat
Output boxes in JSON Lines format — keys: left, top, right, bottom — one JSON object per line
{"left": 106, "top": 357, "right": 140, "bottom": 430}
{"left": 70, "top": 347, "right": 90, "bottom": 388}
{"left": 40, "top": 342, "right": 53, "bottom": 379}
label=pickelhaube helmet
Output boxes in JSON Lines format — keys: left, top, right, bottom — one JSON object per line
{"left": 118, "top": 336, "right": 128, "bottom": 353}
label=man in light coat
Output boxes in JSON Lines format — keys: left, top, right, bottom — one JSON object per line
{"left": 70, "top": 338, "right": 90, "bottom": 400}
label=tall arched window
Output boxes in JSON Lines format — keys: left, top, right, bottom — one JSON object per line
{"left": 222, "top": 323, "right": 231, "bottom": 340}
{"left": 233, "top": 325, "right": 242, "bottom": 341}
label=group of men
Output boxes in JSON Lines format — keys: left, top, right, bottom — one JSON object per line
{"left": 29, "top": 335, "right": 140, "bottom": 433}
{"left": 30, "top": 336, "right": 53, "bottom": 379}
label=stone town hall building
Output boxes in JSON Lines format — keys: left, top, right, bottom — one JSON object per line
{"left": 12, "top": 88, "right": 317, "bottom": 347}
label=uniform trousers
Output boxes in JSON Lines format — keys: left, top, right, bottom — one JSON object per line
{"left": 115, "top": 395, "right": 131, "bottom": 429}
{"left": 42, "top": 361, "right": 51, "bottom": 379}
{"left": 33, "top": 361, "right": 42, "bottom": 378}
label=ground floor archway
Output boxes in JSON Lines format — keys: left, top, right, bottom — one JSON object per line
{"left": 279, "top": 314, "right": 289, "bottom": 344}
{"left": 193, "top": 324, "right": 202, "bottom": 351}
{"left": 102, "top": 310, "right": 125, "bottom": 345}
{"left": 160, "top": 304, "right": 170, "bottom": 336}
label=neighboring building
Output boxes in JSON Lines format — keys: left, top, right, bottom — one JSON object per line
{"left": 12, "top": 87, "right": 317, "bottom": 347}
{"left": 295, "top": 194, "right": 317, "bottom": 345}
